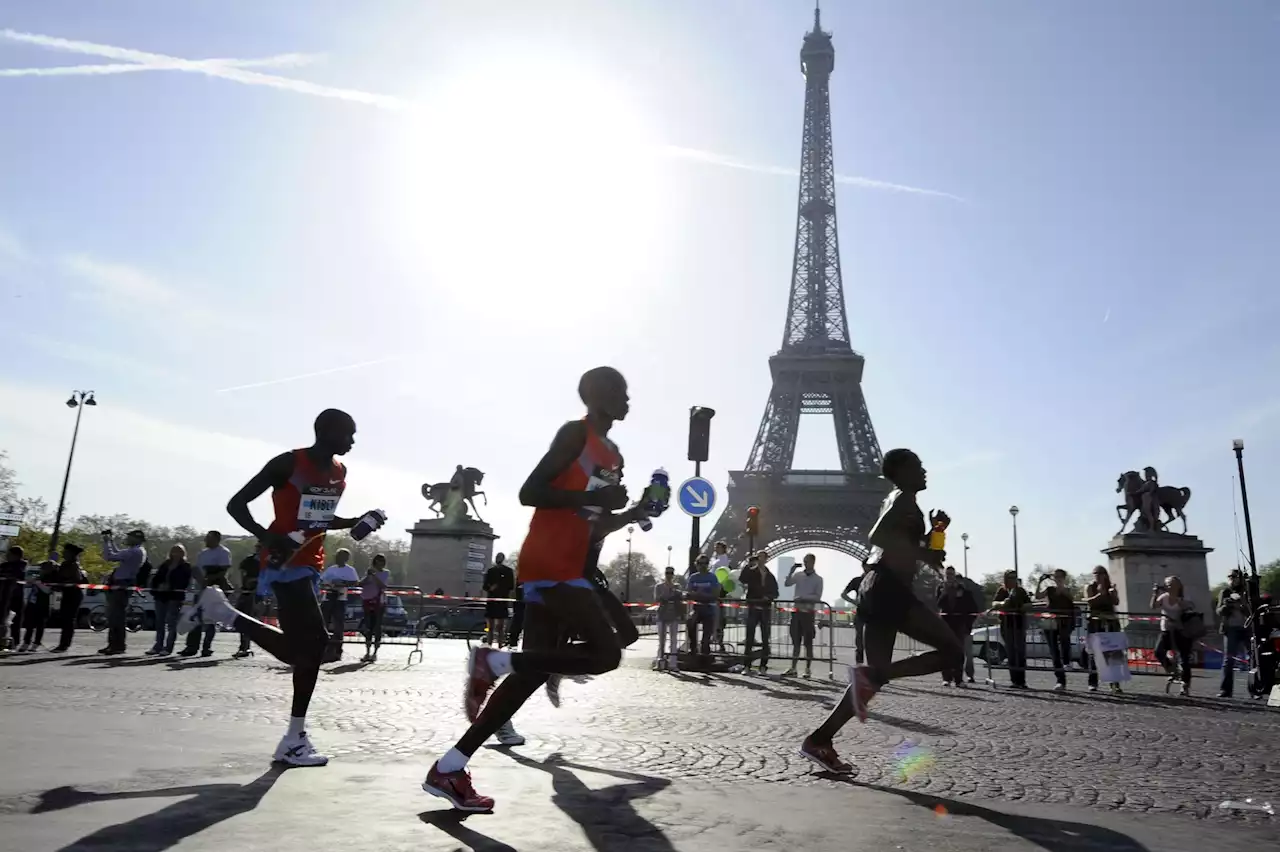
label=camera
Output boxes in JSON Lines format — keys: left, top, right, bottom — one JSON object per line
{"left": 100, "top": 529, "right": 113, "bottom": 538}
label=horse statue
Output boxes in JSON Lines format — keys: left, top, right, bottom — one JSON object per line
{"left": 422, "top": 465, "right": 487, "bottom": 525}
{"left": 1115, "top": 468, "right": 1191, "bottom": 535}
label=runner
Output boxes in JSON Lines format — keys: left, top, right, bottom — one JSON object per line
{"left": 177, "top": 408, "right": 384, "bottom": 767}
{"left": 798, "top": 448, "right": 962, "bottom": 773}
{"left": 422, "top": 366, "right": 648, "bottom": 811}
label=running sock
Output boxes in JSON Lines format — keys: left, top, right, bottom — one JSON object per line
{"left": 487, "top": 650, "right": 513, "bottom": 676}
{"left": 287, "top": 716, "right": 306, "bottom": 737}
{"left": 438, "top": 748, "right": 469, "bottom": 773}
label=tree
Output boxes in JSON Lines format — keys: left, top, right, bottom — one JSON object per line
{"left": 1259, "top": 559, "right": 1280, "bottom": 599}
{"left": 980, "top": 572, "right": 1004, "bottom": 603}
{"left": 601, "top": 552, "right": 659, "bottom": 602}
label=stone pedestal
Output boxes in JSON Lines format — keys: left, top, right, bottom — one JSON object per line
{"left": 406, "top": 518, "right": 498, "bottom": 599}
{"left": 1101, "top": 533, "right": 1214, "bottom": 627}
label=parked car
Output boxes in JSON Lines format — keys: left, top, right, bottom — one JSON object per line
{"left": 343, "top": 594, "right": 410, "bottom": 637}
{"left": 970, "top": 621, "right": 1089, "bottom": 667}
{"left": 417, "top": 604, "right": 487, "bottom": 639}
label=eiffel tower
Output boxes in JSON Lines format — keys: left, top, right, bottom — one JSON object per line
{"left": 704, "top": 6, "right": 890, "bottom": 563}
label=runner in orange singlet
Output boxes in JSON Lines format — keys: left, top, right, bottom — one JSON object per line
{"left": 423, "top": 366, "right": 650, "bottom": 812}
{"left": 178, "top": 409, "right": 384, "bottom": 766}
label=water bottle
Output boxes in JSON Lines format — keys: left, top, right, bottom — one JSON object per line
{"left": 351, "top": 509, "right": 388, "bottom": 542}
{"left": 637, "top": 469, "right": 670, "bottom": 532}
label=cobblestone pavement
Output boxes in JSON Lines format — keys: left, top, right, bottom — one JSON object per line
{"left": 1, "top": 634, "right": 1277, "bottom": 834}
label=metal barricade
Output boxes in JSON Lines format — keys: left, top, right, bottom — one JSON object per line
{"left": 318, "top": 584, "right": 425, "bottom": 665}
{"left": 655, "top": 599, "right": 835, "bottom": 677}
{"left": 977, "top": 608, "right": 1225, "bottom": 686}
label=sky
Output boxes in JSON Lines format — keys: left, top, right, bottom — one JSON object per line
{"left": 2, "top": 1, "right": 1279, "bottom": 598}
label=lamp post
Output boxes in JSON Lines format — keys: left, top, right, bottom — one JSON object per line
{"left": 1008, "top": 506, "right": 1020, "bottom": 577}
{"left": 625, "top": 526, "right": 634, "bottom": 603}
{"left": 1232, "top": 440, "right": 1260, "bottom": 611}
{"left": 49, "top": 390, "right": 97, "bottom": 556}
{"left": 666, "top": 545, "right": 672, "bottom": 569}
{"left": 961, "top": 532, "right": 970, "bottom": 579}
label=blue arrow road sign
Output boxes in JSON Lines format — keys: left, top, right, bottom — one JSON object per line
{"left": 677, "top": 477, "right": 717, "bottom": 518}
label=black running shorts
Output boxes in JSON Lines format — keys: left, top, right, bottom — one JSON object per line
{"left": 857, "top": 566, "right": 916, "bottom": 627}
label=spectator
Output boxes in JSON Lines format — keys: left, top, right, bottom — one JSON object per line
{"left": 685, "top": 554, "right": 720, "bottom": 657}
{"left": 50, "top": 543, "right": 86, "bottom": 652}
{"left": 990, "top": 570, "right": 1030, "bottom": 688}
{"left": 1034, "top": 568, "right": 1077, "bottom": 692}
{"left": 739, "top": 553, "right": 778, "bottom": 674}
{"left": 507, "top": 584, "right": 525, "bottom": 648}
{"left": 654, "top": 565, "right": 685, "bottom": 670}
{"left": 482, "top": 553, "right": 515, "bottom": 648}
{"left": 937, "top": 566, "right": 979, "bottom": 687}
{"left": 179, "top": 530, "right": 233, "bottom": 658}
{"left": 841, "top": 574, "right": 865, "bottom": 665}
{"left": 784, "top": 553, "right": 824, "bottom": 678}
{"left": 1, "top": 545, "right": 29, "bottom": 652}
{"left": 709, "top": 541, "right": 730, "bottom": 573}
{"left": 1080, "top": 565, "right": 1122, "bottom": 693}
{"left": 147, "top": 544, "right": 191, "bottom": 656}
{"left": 360, "top": 554, "right": 390, "bottom": 662}
{"left": 232, "top": 543, "right": 262, "bottom": 659}
{"left": 1151, "top": 575, "right": 1195, "bottom": 696}
{"left": 319, "top": 548, "right": 358, "bottom": 661}
{"left": 100, "top": 529, "right": 147, "bottom": 655}
{"left": 1217, "top": 568, "right": 1250, "bottom": 698}
{"left": 16, "top": 559, "right": 56, "bottom": 652}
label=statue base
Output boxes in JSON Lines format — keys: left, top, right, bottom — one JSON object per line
{"left": 1101, "top": 533, "right": 1214, "bottom": 628}
{"left": 406, "top": 518, "right": 499, "bottom": 599}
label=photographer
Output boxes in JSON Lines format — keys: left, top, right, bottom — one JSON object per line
{"left": 100, "top": 529, "right": 147, "bottom": 655}
{"left": 1217, "top": 568, "right": 1251, "bottom": 698}
{"left": 1151, "top": 575, "right": 1195, "bottom": 696}
{"left": 1034, "top": 568, "right": 1077, "bottom": 691}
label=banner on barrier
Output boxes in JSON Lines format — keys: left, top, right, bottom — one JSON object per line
{"left": 1088, "top": 632, "right": 1132, "bottom": 683}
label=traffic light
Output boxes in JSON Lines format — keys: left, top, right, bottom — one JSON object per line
{"left": 745, "top": 505, "right": 760, "bottom": 538}
{"left": 688, "top": 406, "right": 716, "bottom": 462}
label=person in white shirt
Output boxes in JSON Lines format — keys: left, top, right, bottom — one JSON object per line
{"left": 320, "top": 548, "right": 359, "bottom": 661}
{"left": 179, "top": 531, "right": 232, "bottom": 658}
{"left": 784, "top": 553, "right": 824, "bottom": 678}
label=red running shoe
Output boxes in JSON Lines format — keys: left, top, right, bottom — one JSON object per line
{"left": 422, "top": 762, "right": 495, "bottom": 812}
{"left": 464, "top": 646, "right": 498, "bottom": 722}
{"left": 848, "top": 664, "right": 879, "bottom": 723}
{"left": 799, "top": 738, "right": 853, "bottom": 774}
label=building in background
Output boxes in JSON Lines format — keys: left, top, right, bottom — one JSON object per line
{"left": 775, "top": 555, "right": 796, "bottom": 601}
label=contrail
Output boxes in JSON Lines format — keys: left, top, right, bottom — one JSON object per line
{"left": 0, "top": 30, "right": 404, "bottom": 108}
{"left": 214, "top": 356, "right": 402, "bottom": 393}
{"left": 0, "top": 53, "right": 317, "bottom": 77}
{"left": 2, "top": 29, "right": 960, "bottom": 199}
{"left": 657, "top": 144, "right": 965, "bottom": 202}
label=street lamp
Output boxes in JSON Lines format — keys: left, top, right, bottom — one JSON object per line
{"left": 49, "top": 390, "right": 96, "bottom": 556}
{"left": 1232, "top": 440, "right": 1260, "bottom": 611}
{"left": 961, "top": 532, "right": 970, "bottom": 578}
{"left": 666, "top": 545, "right": 672, "bottom": 568}
{"left": 625, "top": 526, "right": 634, "bottom": 603}
{"left": 1008, "top": 506, "right": 1020, "bottom": 577}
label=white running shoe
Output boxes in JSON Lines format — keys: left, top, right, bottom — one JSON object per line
{"left": 493, "top": 720, "right": 526, "bottom": 746}
{"left": 272, "top": 732, "right": 329, "bottom": 767}
{"left": 177, "top": 587, "right": 238, "bottom": 635}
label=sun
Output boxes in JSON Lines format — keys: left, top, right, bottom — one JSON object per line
{"left": 388, "top": 54, "right": 664, "bottom": 329}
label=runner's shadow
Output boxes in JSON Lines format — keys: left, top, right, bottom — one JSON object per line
{"left": 865, "top": 712, "right": 956, "bottom": 737}
{"left": 326, "top": 661, "right": 371, "bottom": 675}
{"left": 418, "top": 811, "right": 515, "bottom": 851}
{"left": 499, "top": 752, "right": 675, "bottom": 851}
{"left": 33, "top": 767, "right": 285, "bottom": 852}
{"left": 822, "top": 776, "right": 1149, "bottom": 851}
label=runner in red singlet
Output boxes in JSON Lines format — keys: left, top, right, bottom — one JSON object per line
{"left": 422, "top": 366, "right": 649, "bottom": 812}
{"left": 177, "top": 409, "right": 384, "bottom": 766}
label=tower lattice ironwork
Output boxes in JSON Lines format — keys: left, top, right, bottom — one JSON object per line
{"left": 704, "top": 7, "right": 890, "bottom": 564}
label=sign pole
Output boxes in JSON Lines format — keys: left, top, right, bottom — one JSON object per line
{"left": 688, "top": 460, "right": 701, "bottom": 573}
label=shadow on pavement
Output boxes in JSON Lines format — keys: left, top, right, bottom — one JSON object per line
{"left": 704, "top": 673, "right": 834, "bottom": 704}
{"left": 419, "top": 811, "right": 517, "bottom": 852}
{"left": 500, "top": 752, "right": 675, "bottom": 851}
{"left": 327, "top": 661, "right": 372, "bottom": 675}
{"left": 32, "top": 766, "right": 286, "bottom": 852}
{"left": 865, "top": 712, "right": 956, "bottom": 737}
{"left": 825, "top": 776, "right": 1150, "bottom": 851}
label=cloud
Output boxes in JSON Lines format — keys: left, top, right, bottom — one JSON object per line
{"left": 62, "top": 254, "right": 179, "bottom": 304}
{"left": 0, "top": 52, "right": 317, "bottom": 77}
{"left": 657, "top": 144, "right": 966, "bottom": 202}
{"left": 0, "top": 227, "right": 30, "bottom": 263}
{"left": 2, "top": 29, "right": 960, "bottom": 201}
{"left": 18, "top": 333, "right": 184, "bottom": 384}
{"left": 0, "top": 29, "right": 403, "bottom": 108}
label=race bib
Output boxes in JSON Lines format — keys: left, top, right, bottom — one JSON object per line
{"left": 298, "top": 495, "right": 339, "bottom": 526}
